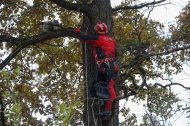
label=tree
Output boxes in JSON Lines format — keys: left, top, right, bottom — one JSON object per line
{"left": 1, "top": 0, "right": 190, "bottom": 126}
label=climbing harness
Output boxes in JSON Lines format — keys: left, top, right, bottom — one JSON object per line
{"left": 97, "top": 57, "right": 115, "bottom": 65}
{"left": 97, "top": 57, "right": 115, "bottom": 68}
{"left": 90, "top": 58, "right": 118, "bottom": 118}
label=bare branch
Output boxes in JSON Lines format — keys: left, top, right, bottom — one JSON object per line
{"left": 49, "top": 0, "right": 96, "bottom": 23}
{"left": 34, "top": 44, "right": 55, "bottom": 63}
{"left": 112, "top": 0, "right": 168, "bottom": 13}
{"left": 154, "top": 82, "right": 190, "bottom": 90}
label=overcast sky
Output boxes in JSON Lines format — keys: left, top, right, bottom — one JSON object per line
{"left": 111, "top": 0, "right": 188, "bottom": 29}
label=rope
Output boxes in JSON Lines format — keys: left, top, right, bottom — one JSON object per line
{"left": 84, "top": 24, "right": 90, "bottom": 126}
{"left": 97, "top": 98, "right": 103, "bottom": 126}
{"left": 84, "top": 32, "right": 101, "bottom": 126}
{"left": 84, "top": 43, "right": 90, "bottom": 126}
{"left": 91, "top": 98, "right": 97, "bottom": 126}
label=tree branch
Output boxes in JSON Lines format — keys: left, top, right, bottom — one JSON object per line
{"left": 0, "top": 35, "right": 21, "bottom": 46}
{"left": 154, "top": 82, "right": 190, "bottom": 90}
{"left": 121, "top": 38, "right": 190, "bottom": 71}
{"left": 0, "top": 29, "right": 76, "bottom": 70}
{"left": 49, "top": 0, "right": 95, "bottom": 23}
{"left": 112, "top": 0, "right": 167, "bottom": 12}
{"left": 39, "top": 21, "right": 73, "bottom": 31}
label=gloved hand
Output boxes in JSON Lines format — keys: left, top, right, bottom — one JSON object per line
{"left": 74, "top": 28, "right": 80, "bottom": 33}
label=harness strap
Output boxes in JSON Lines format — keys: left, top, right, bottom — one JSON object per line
{"left": 97, "top": 54, "right": 115, "bottom": 67}
{"left": 97, "top": 57, "right": 115, "bottom": 66}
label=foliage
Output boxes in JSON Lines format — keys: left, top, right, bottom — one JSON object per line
{"left": 0, "top": 0, "right": 190, "bottom": 125}
{"left": 183, "top": 101, "right": 190, "bottom": 118}
{"left": 120, "top": 107, "right": 138, "bottom": 126}
{"left": 147, "top": 88, "right": 181, "bottom": 122}
{"left": 54, "top": 101, "right": 80, "bottom": 125}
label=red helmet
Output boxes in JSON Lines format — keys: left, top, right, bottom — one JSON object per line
{"left": 94, "top": 22, "right": 108, "bottom": 34}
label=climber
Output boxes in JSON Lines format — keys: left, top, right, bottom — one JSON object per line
{"left": 74, "top": 22, "right": 118, "bottom": 116}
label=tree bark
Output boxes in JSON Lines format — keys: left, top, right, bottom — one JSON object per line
{"left": 0, "top": 94, "right": 5, "bottom": 126}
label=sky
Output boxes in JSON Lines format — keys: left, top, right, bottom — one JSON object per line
{"left": 111, "top": 0, "right": 190, "bottom": 126}
{"left": 111, "top": 0, "right": 188, "bottom": 24}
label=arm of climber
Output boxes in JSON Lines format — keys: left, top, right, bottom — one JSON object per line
{"left": 74, "top": 28, "right": 98, "bottom": 44}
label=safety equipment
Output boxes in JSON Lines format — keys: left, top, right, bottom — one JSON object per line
{"left": 74, "top": 28, "right": 80, "bottom": 33}
{"left": 94, "top": 22, "right": 108, "bottom": 34}
{"left": 97, "top": 57, "right": 115, "bottom": 65}
{"left": 89, "top": 70, "right": 110, "bottom": 98}
{"left": 95, "top": 82, "right": 110, "bottom": 98}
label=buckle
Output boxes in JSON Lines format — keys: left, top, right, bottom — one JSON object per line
{"left": 97, "top": 58, "right": 114, "bottom": 67}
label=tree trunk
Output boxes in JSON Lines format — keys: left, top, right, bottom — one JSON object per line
{"left": 0, "top": 94, "right": 5, "bottom": 126}
{"left": 81, "top": 0, "right": 119, "bottom": 125}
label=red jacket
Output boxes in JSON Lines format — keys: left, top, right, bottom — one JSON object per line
{"left": 76, "top": 31, "right": 116, "bottom": 62}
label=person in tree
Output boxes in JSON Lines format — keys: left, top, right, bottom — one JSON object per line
{"left": 74, "top": 22, "right": 118, "bottom": 116}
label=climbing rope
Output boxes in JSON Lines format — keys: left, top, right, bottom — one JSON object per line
{"left": 84, "top": 23, "right": 90, "bottom": 126}
{"left": 91, "top": 98, "right": 97, "bottom": 126}
{"left": 84, "top": 41, "right": 90, "bottom": 126}
{"left": 84, "top": 29, "right": 102, "bottom": 126}
{"left": 97, "top": 97, "right": 103, "bottom": 126}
